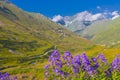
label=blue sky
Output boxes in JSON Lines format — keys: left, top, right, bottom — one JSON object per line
{"left": 10, "top": 0, "right": 120, "bottom": 17}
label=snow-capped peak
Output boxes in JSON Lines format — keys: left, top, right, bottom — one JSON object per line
{"left": 111, "top": 11, "right": 120, "bottom": 20}
{"left": 51, "top": 10, "right": 120, "bottom": 26}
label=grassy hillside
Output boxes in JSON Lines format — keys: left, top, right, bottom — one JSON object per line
{"left": 92, "top": 25, "right": 120, "bottom": 45}
{"left": 81, "top": 20, "right": 112, "bottom": 39}
{"left": 0, "top": 1, "right": 94, "bottom": 54}
{"left": 0, "top": 1, "right": 95, "bottom": 79}
{"left": 81, "top": 18, "right": 120, "bottom": 46}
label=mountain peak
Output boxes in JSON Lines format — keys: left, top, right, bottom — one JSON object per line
{"left": 51, "top": 10, "right": 120, "bottom": 35}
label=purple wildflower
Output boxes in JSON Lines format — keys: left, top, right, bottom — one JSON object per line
{"left": 93, "top": 62, "right": 99, "bottom": 70}
{"left": 63, "top": 52, "right": 73, "bottom": 66}
{"left": 44, "top": 71, "right": 49, "bottom": 80}
{"left": 85, "top": 65, "right": 95, "bottom": 77}
{"left": 72, "top": 55, "right": 81, "bottom": 66}
{"left": 104, "top": 68, "right": 113, "bottom": 77}
{"left": 72, "top": 66, "right": 80, "bottom": 74}
{"left": 81, "top": 53, "right": 90, "bottom": 65}
{"left": 44, "top": 50, "right": 120, "bottom": 79}
{"left": 48, "top": 50, "right": 60, "bottom": 62}
{"left": 72, "top": 55, "right": 81, "bottom": 74}
{"left": 53, "top": 68, "right": 69, "bottom": 78}
{"left": 54, "top": 59, "right": 62, "bottom": 68}
{"left": 44, "top": 64, "right": 50, "bottom": 70}
{"left": 85, "top": 65, "right": 93, "bottom": 71}
{"left": 0, "top": 72, "right": 17, "bottom": 80}
{"left": 91, "top": 57, "right": 97, "bottom": 62}
{"left": 13, "top": 76, "right": 17, "bottom": 80}
{"left": 97, "top": 54, "right": 107, "bottom": 63}
{"left": 81, "top": 53, "right": 97, "bottom": 76}
{"left": 66, "top": 62, "right": 71, "bottom": 66}
{"left": 53, "top": 68, "right": 65, "bottom": 76}
{"left": 63, "top": 52, "right": 73, "bottom": 61}
{"left": 111, "top": 57, "right": 120, "bottom": 70}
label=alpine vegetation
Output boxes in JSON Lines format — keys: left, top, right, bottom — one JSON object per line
{"left": 0, "top": 72, "right": 17, "bottom": 80}
{"left": 44, "top": 50, "right": 120, "bottom": 80}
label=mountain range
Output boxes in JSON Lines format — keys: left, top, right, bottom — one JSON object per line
{"left": 52, "top": 11, "right": 120, "bottom": 46}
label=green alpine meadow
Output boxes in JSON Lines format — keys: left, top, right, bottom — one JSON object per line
{"left": 0, "top": 0, "right": 120, "bottom": 80}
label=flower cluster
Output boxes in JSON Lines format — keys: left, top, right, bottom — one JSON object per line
{"left": 111, "top": 57, "right": 120, "bottom": 70}
{"left": 44, "top": 50, "right": 120, "bottom": 80}
{"left": 0, "top": 72, "right": 17, "bottom": 80}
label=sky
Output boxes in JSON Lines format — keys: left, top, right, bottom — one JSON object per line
{"left": 10, "top": 0, "right": 120, "bottom": 17}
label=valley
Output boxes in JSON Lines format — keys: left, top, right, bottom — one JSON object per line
{"left": 0, "top": 0, "right": 120, "bottom": 80}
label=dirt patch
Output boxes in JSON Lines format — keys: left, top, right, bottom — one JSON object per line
{"left": 0, "top": 20, "right": 5, "bottom": 26}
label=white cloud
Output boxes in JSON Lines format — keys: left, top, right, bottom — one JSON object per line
{"left": 111, "top": 11, "right": 120, "bottom": 20}
{"left": 97, "top": 6, "right": 101, "bottom": 9}
{"left": 91, "top": 13, "right": 104, "bottom": 21}
{"left": 74, "top": 11, "right": 105, "bottom": 21}
{"left": 112, "top": 11, "right": 119, "bottom": 16}
{"left": 51, "top": 10, "right": 120, "bottom": 26}
{"left": 52, "top": 15, "right": 63, "bottom": 22}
